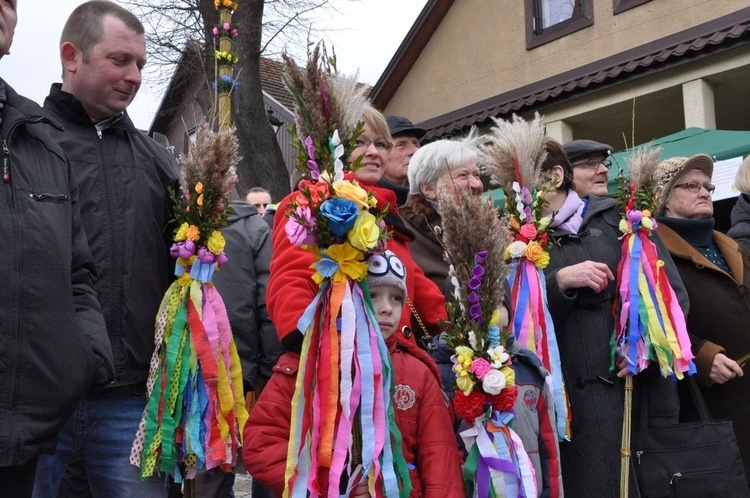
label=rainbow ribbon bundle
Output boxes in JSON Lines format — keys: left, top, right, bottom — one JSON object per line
{"left": 504, "top": 182, "right": 571, "bottom": 441}
{"left": 284, "top": 277, "right": 411, "bottom": 497}
{"left": 129, "top": 124, "right": 246, "bottom": 480}
{"left": 613, "top": 185, "right": 695, "bottom": 378}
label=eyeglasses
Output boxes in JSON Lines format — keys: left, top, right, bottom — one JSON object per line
{"left": 673, "top": 181, "right": 715, "bottom": 194}
{"left": 355, "top": 138, "right": 393, "bottom": 152}
{"left": 571, "top": 158, "right": 611, "bottom": 170}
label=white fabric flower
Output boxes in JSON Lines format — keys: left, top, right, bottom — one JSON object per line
{"left": 487, "top": 345, "right": 510, "bottom": 368}
{"left": 509, "top": 240, "right": 528, "bottom": 258}
{"left": 468, "top": 331, "right": 478, "bottom": 350}
{"left": 482, "top": 369, "right": 507, "bottom": 395}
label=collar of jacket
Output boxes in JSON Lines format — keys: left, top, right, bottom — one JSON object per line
{"left": 45, "top": 83, "right": 137, "bottom": 133}
{"left": 0, "top": 79, "right": 63, "bottom": 133}
{"left": 400, "top": 194, "right": 442, "bottom": 243}
{"left": 657, "top": 221, "right": 745, "bottom": 284}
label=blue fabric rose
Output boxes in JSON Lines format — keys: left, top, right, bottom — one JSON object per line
{"left": 320, "top": 198, "right": 359, "bottom": 237}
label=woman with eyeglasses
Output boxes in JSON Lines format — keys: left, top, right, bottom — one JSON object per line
{"left": 267, "top": 105, "right": 450, "bottom": 357}
{"left": 653, "top": 153, "right": 750, "bottom": 481}
{"left": 539, "top": 139, "right": 688, "bottom": 497}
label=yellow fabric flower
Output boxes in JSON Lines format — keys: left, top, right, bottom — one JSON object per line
{"left": 333, "top": 180, "right": 369, "bottom": 209}
{"left": 195, "top": 182, "right": 204, "bottom": 194}
{"left": 455, "top": 345, "right": 474, "bottom": 357}
{"left": 641, "top": 217, "right": 653, "bottom": 230}
{"left": 197, "top": 194, "right": 204, "bottom": 207}
{"left": 175, "top": 222, "right": 189, "bottom": 241}
{"left": 314, "top": 242, "right": 367, "bottom": 284}
{"left": 489, "top": 309, "right": 501, "bottom": 327}
{"left": 500, "top": 366, "right": 516, "bottom": 387}
{"left": 538, "top": 216, "right": 552, "bottom": 230}
{"left": 456, "top": 375, "right": 474, "bottom": 395}
{"left": 347, "top": 211, "right": 380, "bottom": 251}
{"left": 525, "top": 240, "right": 543, "bottom": 262}
{"left": 535, "top": 251, "right": 550, "bottom": 269}
{"left": 186, "top": 225, "right": 200, "bottom": 242}
{"left": 207, "top": 231, "right": 226, "bottom": 254}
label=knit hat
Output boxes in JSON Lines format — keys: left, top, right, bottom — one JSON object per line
{"left": 563, "top": 139, "right": 613, "bottom": 163}
{"left": 366, "top": 250, "right": 407, "bottom": 297}
{"left": 653, "top": 153, "right": 714, "bottom": 215}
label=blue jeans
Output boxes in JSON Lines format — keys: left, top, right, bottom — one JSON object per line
{"left": 33, "top": 384, "right": 169, "bottom": 498}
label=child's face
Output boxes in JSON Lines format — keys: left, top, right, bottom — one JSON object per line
{"left": 369, "top": 284, "right": 404, "bottom": 340}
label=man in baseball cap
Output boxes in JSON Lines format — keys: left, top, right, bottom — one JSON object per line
{"left": 378, "top": 115, "right": 426, "bottom": 205}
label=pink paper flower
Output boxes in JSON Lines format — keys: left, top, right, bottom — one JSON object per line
{"left": 470, "top": 357, "right": 492, "bottom": 380}
{"left": 519, "top": 223, "right": 538, "bottom": 240}
{"left": 285, "top": 206, "right": 316, "bottom": 246}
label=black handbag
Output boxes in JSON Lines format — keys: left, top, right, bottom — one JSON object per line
{"left": 631, "top": 376, "right": 749, "bottom": 498}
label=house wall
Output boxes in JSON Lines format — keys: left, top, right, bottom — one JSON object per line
{"left": 384, "top": 0, "right": 747, "bottom": 123}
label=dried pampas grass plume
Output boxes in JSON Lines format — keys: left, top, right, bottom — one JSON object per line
{"left": 625, "top": 146, "right": 662, "bottom": 192}
{"left": 282, "top": 42, "right": 368, "bottom": 145}
{"left": 181, "top": 122, "right": 241, "bottom": 197}
{"left": 479, "top": 113, "right": 547, "bottom": 190}
{"left": 438, "top": 187, "right": 509, "bottom": 317}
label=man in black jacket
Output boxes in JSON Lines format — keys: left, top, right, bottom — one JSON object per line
{"left": 32, "top": 2, "right": 178, "bottom": 497}
{"left": 0, "top": 1, "right": 114, "bottom": 496}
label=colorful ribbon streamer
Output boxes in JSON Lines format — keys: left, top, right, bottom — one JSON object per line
{"left": 613, "top": 215, "right": 695, "bottom": 379}
{"left": 130, "top": 277, "right": 248, "bottom": 481}
{"left": 508, "top": 258, "right": 571, "bottom": 440}
{"left": 460, "top": 410, "right": 537, "bottom": 498}
{"left": 283, "top": 279, "right": 411, "bottom": 497}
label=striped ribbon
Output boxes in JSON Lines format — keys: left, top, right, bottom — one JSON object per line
{"left": 283, "top": 279, "right": 411, "bottom": 497}
{"left": 614, "top": 225, "right": 695, "bottom": 378}
{"left": 508, "top": 258, "right": 571, "bottom": 440}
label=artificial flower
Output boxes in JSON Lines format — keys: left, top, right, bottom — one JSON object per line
{"left": 347, "top": 211, "right": 379, "bottom": 251}
{"left": 534, "top": 251, "right": 550, "bottom": 269}
{"left": 453, "top": 389, "right": 487, "bottom": 422}
{"left": 185, "top": 225, "right": 200, "bottom": 242}
{"left": 500, "top": 366, "right": 516, "bottom": 386}
{"left": 487, "top": 345, "right": 510, "bottom": 368}
{"left": 175, "top": 222, "right": 189, "bottom": 241}
{"left": 519, "top": 223, "right": 538, "bottom": 240}
{"left": 319, "top": 197, "right": 359, "bottom": 237}
{"left": 197, "top": 247, "right": 215, "bottom": 264}
{"left": 456, "top": 375, "right": 476, "bottom": 396}
{"left": 490, "top": 385, "right": 518, "bottom": 413}
{"left": 482, "top": 369, "right": 506, "bottom": 395}
{"left": 333, "top": 180, "right": 369, "bottom": 209}
{"left": 197, "top": 194, "right": 204, "bottom": 207}
{"left": 538, "top": 216, "right": 552, "bottom": 230}
{"left": 320, "top": 242, "right": 367, "bottom": 283}
{"left": 207, "top": 230, "right": 226, "bottom": 254}
{"left": 292, "top": 180, "right": 330, "bottom": 207}
{"left": 641, "top": 216, "right": 654, "bottom": 230}
{"left": 285, "top": 206, "right": 316, "bottom": 246}
{"left": 195, "top": 182, "right": 204, "bottom": 194}
{"left": 525, "top": 240, "right": 544, "bottom": 262}
{"left": 508, "top": 240, "right": 527, "bottom": 259}
{"left": 470, "top": 358, "right": 492, "bottom": 380}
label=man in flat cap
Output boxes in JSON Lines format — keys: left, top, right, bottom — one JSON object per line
{"left": 378, "top": 115, "right": 426, "bottom": 205}
{"left": 563, "top": 139, "right": 613, "bottom": 198}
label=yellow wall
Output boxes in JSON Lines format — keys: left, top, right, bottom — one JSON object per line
{"left": 384, "top": 0, "right": 746, "bottom": 122}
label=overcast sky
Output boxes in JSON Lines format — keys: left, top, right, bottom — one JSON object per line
{"left": 0, "top": 0, "right": 427, "bottom": 130}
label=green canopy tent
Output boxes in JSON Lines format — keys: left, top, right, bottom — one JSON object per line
{"left": 608, "top": 127, "right": 750, "bottom": 192}
{"left": 486, "top": 127, "right": 750, "bottom": 230}
{"left": 608, "top": 127, "right": 750, "bottom": 231}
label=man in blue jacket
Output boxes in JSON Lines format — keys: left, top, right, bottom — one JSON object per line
{"left": 0, "top": 1, "right": 114, "bottom": 496}
{"left": 32, "top": 2, "right": 179, "bottom": 497}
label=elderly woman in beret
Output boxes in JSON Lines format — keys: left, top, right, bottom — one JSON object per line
{"left": 541, "top": 138, "right": 688, "bottom": 497}
{"left": 653, "top": 153, "right": 750, "bottom": 479}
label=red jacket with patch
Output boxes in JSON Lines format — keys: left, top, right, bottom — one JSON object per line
{"left": 242, "top": 333, "right": 464, "bottom": 497}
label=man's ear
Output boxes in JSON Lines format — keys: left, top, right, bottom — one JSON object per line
{"left": 60, "top": 42, "right": 80, "bottom": 75}
{"left": 420, "top": 182, "right": 437, "bottom": 201}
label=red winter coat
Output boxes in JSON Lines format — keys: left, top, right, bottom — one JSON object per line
{"left": 242, "top": 333, "right": 464, "bottom": 497}
{"left": 267, "top": 184, "right": 447, "bottom": 343}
